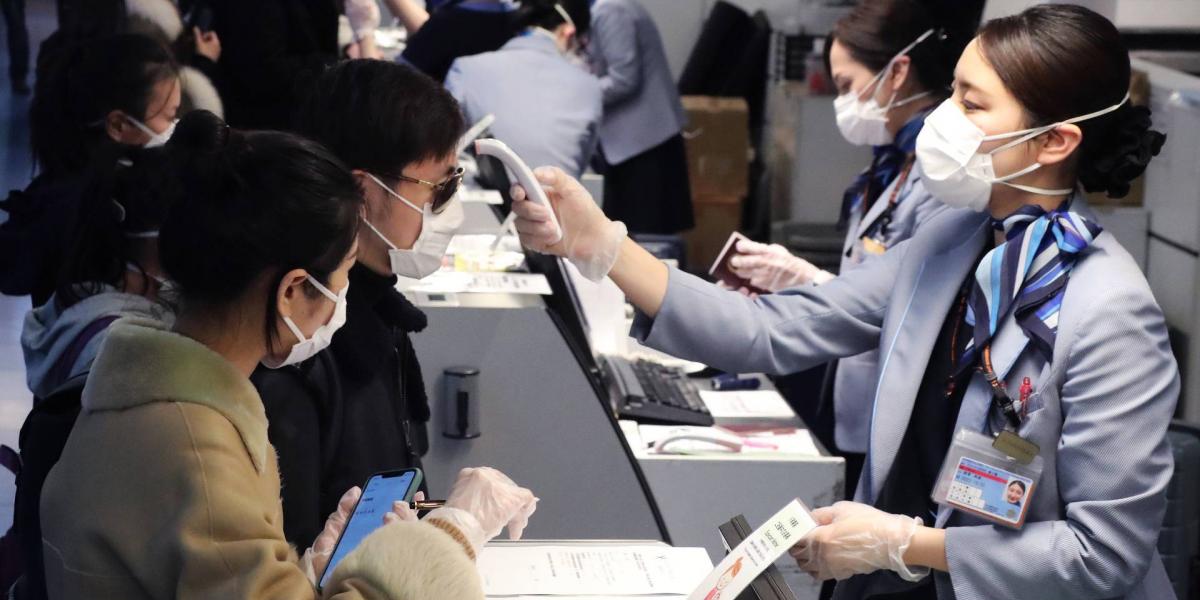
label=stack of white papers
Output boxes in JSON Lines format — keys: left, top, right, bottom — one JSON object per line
{"left": 479, "top": 544, "right": 713, "bottom": 598}
{"left": 699, "top": 390, "right": 798, "bottom": 428}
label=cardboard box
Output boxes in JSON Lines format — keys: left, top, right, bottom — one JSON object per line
{"left": 682, "top": 96, "right": 751, "bottom": 201}
{"left": 683, "top": 196, "right": 745, "bottom": 271}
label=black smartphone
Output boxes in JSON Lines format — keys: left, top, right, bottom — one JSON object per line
{"left": 318, "top": 468, "right": 424, "bottom": 589}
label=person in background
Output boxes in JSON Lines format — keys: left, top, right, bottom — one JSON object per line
{"left": 36, "top": 0, "right": 223, "bottom": 117}
{"left": 206, "top": 0, "right": 340, "bottom": 129}
{"left": 727, "top": 0, "right": 963, "bottom": 500}
{"left": 253, "top": 60, "right": 469, "bottom": 549}
{"left": 392, "top": 0, "right": 518, "bottom": 82}
{"left": 0, "top": 33, "right": 180, "bottom": 307}
{"left": 588, "top": 0, "right": 691, "bottom": 235}
{"left": 1, "top": 0, "right": 29, "bottom": 93}
{"left": 509, "top": 5, "right": 1174, "bottom": 598}
{"left": 40, "top": 110, "right": 535, "bottom": 599}
{"left": 22, "top": 147, "right": 176, "bottom": 402}
{"left": 16, "top": 146, "right": 177, "bottom": 599}
{"left": 445, "top": 0, "right": 600, "bottom": 178}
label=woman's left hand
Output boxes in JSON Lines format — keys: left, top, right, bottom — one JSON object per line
{"left": 790, "top": 501, "right": 927, "bottom": 582}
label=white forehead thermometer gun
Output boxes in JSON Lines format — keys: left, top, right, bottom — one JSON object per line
{"left": 475, "top": 139, "right": 564, "bottom": 246}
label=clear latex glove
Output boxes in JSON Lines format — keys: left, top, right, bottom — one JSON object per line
{"left": 302, "top": 486, "right": 361, "bottom": 586}
{"left": 510, "top": 166, "right": 628, "bottom": 282}
{"left": 384, "top": 491, "right": 425, "bottom": 524}
{"left": 728, "top": 239, "right": 835, "bottom": 292}
{"left": 442, "top": 467, "right": 539, "bottom": 544}
{"left": 790, "top": 501, "right": 928, "bottom": 583}
{"left": 344, "top": 0, "right": 381, "bottom": 39}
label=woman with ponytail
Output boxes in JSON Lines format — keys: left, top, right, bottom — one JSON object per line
{"left": 509, "top": 5, "right": 1175, "bottom": 598}
{"left": 727, "top": 0, "right": 969, "bottom": 499}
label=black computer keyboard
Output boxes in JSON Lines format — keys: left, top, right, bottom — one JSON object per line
{"left": 600, "top": 355, "right": 714, "bottom": 426}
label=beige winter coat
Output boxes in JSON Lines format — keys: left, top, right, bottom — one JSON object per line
{"left": 40, "top": 319, "right": 484, "bottom": 599}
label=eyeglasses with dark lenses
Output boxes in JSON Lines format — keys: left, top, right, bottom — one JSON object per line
{"left": 390, "top": 167, "right": 464, "bottom": 214}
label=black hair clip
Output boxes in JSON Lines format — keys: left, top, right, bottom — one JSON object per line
{"left": 112, "top": 199, "right": 127, "bottom": 223}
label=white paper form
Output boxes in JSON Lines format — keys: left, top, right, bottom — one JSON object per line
{"left": 687, "top": 500, "right": 817, "bottom": 600}
{"left": 479, "top": 545, "right": 713, "bottom": 597}
{"left": 699, "top": 390, "right": 797, "bottom": 426}
{"left": 398, "top": 272, "right": 552, "bottom": 295}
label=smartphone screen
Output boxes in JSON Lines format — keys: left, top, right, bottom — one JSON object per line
{"left": 319, "top": 469, "right": 422, "bottom": 589}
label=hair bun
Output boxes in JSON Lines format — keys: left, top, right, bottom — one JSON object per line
{"left": 1080, "top": 105, "right": 1166, "bottom": 199}
{"left": 167, "top": 109, "right": 230, "bottom": 157}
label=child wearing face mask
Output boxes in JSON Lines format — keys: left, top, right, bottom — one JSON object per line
{"left": 39, "top": 110, "right": 535, "bottom": 600}
{"left": 251, "top": 60, "right": 474, "bottom": 550}
{"left": 1, "top": 33, "right": 181, "bottom": 307}
{"left": 508, "top": 5, "right": 1174, "bottom": 599}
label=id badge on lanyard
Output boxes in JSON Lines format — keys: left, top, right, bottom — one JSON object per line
{"left": 933, "top": 347, "right": 1043, "bottom": 529}
{"left": 932, "top": 429, "right": 1043, "bottom": 528}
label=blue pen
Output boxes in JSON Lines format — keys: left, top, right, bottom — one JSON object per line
{"left": 711, "top": 374, "right": 762, "bottom": 391}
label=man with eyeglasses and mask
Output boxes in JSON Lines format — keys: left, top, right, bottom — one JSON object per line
{"left": 251, "top": 60, "right": 467, "bottom": 550}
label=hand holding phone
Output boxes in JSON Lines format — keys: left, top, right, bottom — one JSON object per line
{"left": 318, "top": 469, "right": 424, "bottom": 589}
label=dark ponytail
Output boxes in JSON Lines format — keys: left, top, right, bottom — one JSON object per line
{"left": 56, "top": 144, "right": 180, "bottom": 308}
{"left": 158, "top": 111, "right": 362, "bottom": 351}
{"left": 512, "top": 0, "right": 589, "bottom": 37}
{"left": 978, "top": 4, "right": 1166, "bottom": 198}
{"left": 829, "top": 0, "right": 971, "bottom": 96}
{"left": 31, "top": 32, "right": 179, "bottom": 175}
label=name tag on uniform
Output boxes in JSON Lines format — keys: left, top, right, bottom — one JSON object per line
{"left": 860, "top": 236, "right": 887, "bottom": 256}
{"left": 932, "top": 429, "right": 1043, "bottom": 529}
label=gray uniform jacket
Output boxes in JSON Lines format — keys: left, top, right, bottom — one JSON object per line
{"left": 588, "top": 0, "right": 686, "bottom": 165}
{"left": 633, "top": 200, "right": 1179, "bottom": 600}
{"left": 446, "top": 32, "right": 603, "bottom": 178}
{"left": 831, "top": 161, "right": 948, "bottom": 454}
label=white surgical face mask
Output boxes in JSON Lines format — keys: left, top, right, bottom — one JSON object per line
{"left": 916, "top": 94, "right": 1129, "bottom": 211}
{"left": 363, "top": 173, "right": 464, "bottom": 279}
{"left": 262, "top": 275, "right": 348, "bottom": 369}
{"left": 834, "top": 29, "right": 935, "bottom": 147}
{"left": 127, "top": 116, "right": 178, "bottom": 148}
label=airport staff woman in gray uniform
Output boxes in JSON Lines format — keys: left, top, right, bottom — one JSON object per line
{"left": 726, "top": 0, "right": 961, "bottom": 493}
{"left": 512, "top": 6, "right": 1176, "bottom": 599}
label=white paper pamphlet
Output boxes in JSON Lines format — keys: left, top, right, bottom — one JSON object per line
{"left": 700, "top": 388, "right": 796, "bottom": 422}
{"left": 478, "top": 544, "right": 713, "bottom": 597}
{"left": 687, "top": 499, "right": 817, "bottom": 600}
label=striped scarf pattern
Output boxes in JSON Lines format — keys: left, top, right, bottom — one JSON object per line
{"left": 961, "top": 203, "right": 1103, "bottom": 366}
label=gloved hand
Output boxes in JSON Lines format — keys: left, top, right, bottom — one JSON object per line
{"left": 344, "top": 0, "right": 381, "bottom": 40}
{"left": 425, "top": 467, "right": 538, "bottom": 555}
{"left": 790, "top": 501, "right": 928, "bottom": 582}
{"left": 302, "top": 486, "right": 361, "bottom": 585}
{"left": 384, "top": 491, "right": 425, "bottom": 525}
{"left": 511, "top": 166, "right": 627, "bottom": 282}
{"left": 728, "top": 239, "right": 834, "bottom": 292}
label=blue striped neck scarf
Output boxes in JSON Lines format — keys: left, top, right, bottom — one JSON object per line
{"left": 961, "top": 201, "right": 1103, "bottom": 367}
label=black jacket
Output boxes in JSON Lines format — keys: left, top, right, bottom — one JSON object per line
{"left": 400, "top": 1, "right": 517, "bottom": 82}
{"left": 252, "top": 263, "right": 431, "bottom": 548}
{"left": 208, "top": 0, "right": 340, "bottom": 130}
{"left": 0, "top": 172, "right": 87, "bottom": 307}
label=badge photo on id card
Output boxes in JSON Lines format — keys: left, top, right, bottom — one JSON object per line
{"left": 932, "top": 429, "right": 1043, "bottom": 529}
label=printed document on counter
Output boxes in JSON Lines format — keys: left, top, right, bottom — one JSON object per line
{"left": 479, "top": 543, "right": 713, "bottom": 597}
